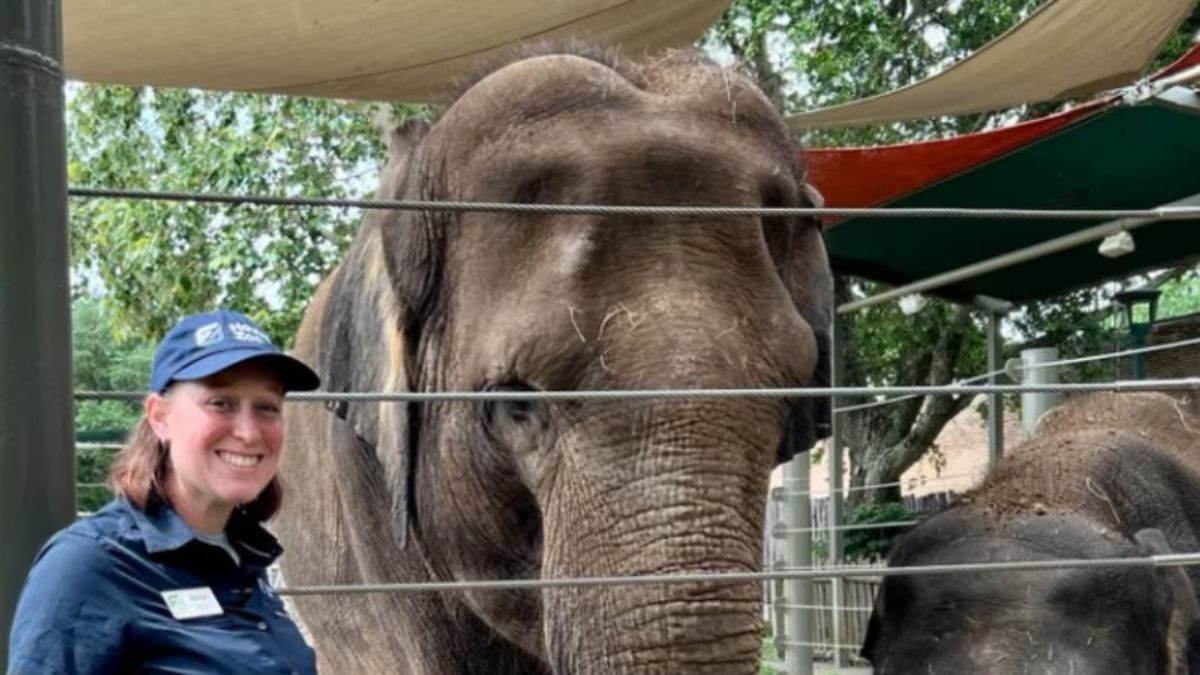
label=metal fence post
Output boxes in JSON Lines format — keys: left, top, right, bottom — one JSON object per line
{"left": 987, "top": 312, "right": 1005, "bottom": 468}
{"left": 827, "top": 316, "right": 845, "bottom": 667}
{"left": 1, "top": 0, "right": 73, "bottom": 664}
{"left": 1020, "top": 347, "right": 1060, "bottom": 436}
{"left": 783, "top": 455, "right": 813, "bottom": 675}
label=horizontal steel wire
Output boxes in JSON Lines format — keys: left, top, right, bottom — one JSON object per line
{"left": 773, "top": 521, "right": 918, "bottom": 536}
{"left": 832, "top": 335, "right": 1200, "bottom": 414}
{"left": 274, "top": 551, "right": 1200, "bottom": 596}
{"left": 771, "top": 602, "right": 874, "bottom": 614}
{"left": 75, "top": 377, "right": 1200, "bottom": 403}
{"left": 67, "top": 186, "right": 1200, "bottom": 221}
{"left": 768, "top": 639, "right": 869, "bottom": 651}
{"left": 774, "top": 471, "right": 983, "bottom": 499}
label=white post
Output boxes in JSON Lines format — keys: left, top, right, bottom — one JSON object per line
{"left": 783, "top": 456, "right": 813, "bottom": 675}
{"left": 827, "top": 316, "right": 845, "bottom": 667}
{"left": 1020, "top": 347, "right": 1060, "bottom": 436}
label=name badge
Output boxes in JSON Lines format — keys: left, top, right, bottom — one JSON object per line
{"left": 161, "top": 587, "right": 224, "bottom": 620}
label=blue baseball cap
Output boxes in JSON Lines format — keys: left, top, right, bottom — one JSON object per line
{"left": 149, "top": 309, "right": 321, "bottom": 393}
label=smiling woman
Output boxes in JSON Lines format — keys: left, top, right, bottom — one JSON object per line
{"left": 7, "top": 309, "right": 323, "bottom": 675}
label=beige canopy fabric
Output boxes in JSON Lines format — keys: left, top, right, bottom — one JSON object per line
{"left": 787, "top": 0, "right": 1199, "bottom": 130}
{"left": 62, "top": 0, "right": 730, "bottom": 102}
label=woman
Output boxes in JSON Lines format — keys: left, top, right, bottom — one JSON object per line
{"left": 8, "top": 309, "right": 322, "bottom": 674}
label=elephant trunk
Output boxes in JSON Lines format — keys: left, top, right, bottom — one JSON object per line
{"left": 541, "top": 401, "right": 780, "bottom": 674}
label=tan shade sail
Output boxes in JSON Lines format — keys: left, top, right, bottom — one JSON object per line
{"left": 788, "top": 0, "right": 1198, "bottom": 130}
{"left": 62, "top": 0, "right": 731, "bottom": 102}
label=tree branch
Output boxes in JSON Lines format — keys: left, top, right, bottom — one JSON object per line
{"left": 752, "top": 28, "right": 785, "bottom": 111}
{"left": 862, "top": 306, "right": 976, "bottom": 493}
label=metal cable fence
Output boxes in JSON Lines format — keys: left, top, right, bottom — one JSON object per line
{"left": 67, "top": 186, "right": 1200, "bottom": 221}
{"left": 272, "top": 551, "right": 1200, "bottom": 596}
{"left": 57, "top": 185, "right": 1200, "bottom": 674}
{"left": 70, "top": 376, "right": 1200, "bottom": 404}
{"left": 833, "top": 335, "right": 1200, "bottom": 415}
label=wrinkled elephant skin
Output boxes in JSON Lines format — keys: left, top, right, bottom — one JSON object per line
{"left": 864, "top": 392, "right": 1200, "bottom": 675}
{"left": 274, "top": 44, "right": 834, "bottom": 675}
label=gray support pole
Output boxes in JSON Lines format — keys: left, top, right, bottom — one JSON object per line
{"left": 986, "top": 312, "right": 1005, "bottom": 468}
{"left": 1020, "top": 347, "right": 1060, "bottom": 436}
{"left": 783, "top": 456, "right": 813, "bottom": 675}
{"left": 1, "top": 0, "right": 73, "bottom": 664}
{"left": 827, "top": 316, "right": 845, "bottom": 666}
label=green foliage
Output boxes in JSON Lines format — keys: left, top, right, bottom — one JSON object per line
{"left": 847, "top": 284, "right": 989, "bottom": 385}
{"left": 72, "top": 297, "right": 153, "bottom": 510}
{"left": 1158, "top": 268, "right": 1200, "bottom": 320}
{"left": 73, "top": 296, "right": 150, "bottom": 430}
{"left": 844, "top": 501, "right": 916, "bottom": 562}
{"left": 69, "top": 85, "right": 429, "bottom": 344}
{"left": 707, "top": 2, "right": 1200, "bottom": 500}
{"left": 65, "top": 4, "right": 1200, "bottom": 509}
{"left": 710, "top": 1, "right": 1199, "bottom": 148}
{"left": 709, "top": 0, "right": 1047, "bottom": 147}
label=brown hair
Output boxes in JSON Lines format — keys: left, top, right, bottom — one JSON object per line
{"left": 107, "top": 411, "right": 283, "bottom": 522}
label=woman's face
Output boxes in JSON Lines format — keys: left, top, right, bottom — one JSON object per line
{"left": 148, "top": 360, "right": 285, "bottom": 519}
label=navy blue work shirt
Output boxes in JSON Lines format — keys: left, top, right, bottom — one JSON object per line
{"left": 7, "top": 498, "right": 318, "bottom": 675}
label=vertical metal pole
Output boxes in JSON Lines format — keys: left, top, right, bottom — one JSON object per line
{"left": 783, "top": 456, "right": 813, "bottom": 675}
{"left": 986, "top": 312, "right": 1005, "bottom": 469}
{"left": 1131, "top": 331, "right": 1148, "bottom": 380}
{"left": 1020, "top": 347, "right": 1060, "bottom": 436}
{"left": 1, "top": 0, "right": 73, "bottom": 665}
{"left": 827, "top": 316, "right": 845, "bottom": 667}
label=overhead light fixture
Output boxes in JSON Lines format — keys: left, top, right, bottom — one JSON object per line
{"left": 1098, "top": 230, "right": 1135, "bottom": 258}
{"left": 899, "top": 293, "right": 927, "bottom": 315}
{"left": 973, "top": 294, "right": 1014, "bottom": 314}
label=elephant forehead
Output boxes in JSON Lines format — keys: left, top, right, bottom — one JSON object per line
{"left": 455, "top": 55, "right": 640, "bottom": 116}
{"left": 437, "top": 53, "right": 786, "bottom": 150}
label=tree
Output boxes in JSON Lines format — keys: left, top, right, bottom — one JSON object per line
{"left": 706, "top": 0, "right": 1200, "bottom": 504}
{"left": 65, "top": 3, "right": 1200, "bottom": 507}
{"left": 72, "top": 297, "right": 153, "bottom": 511}
{"left": 69, "top": 87, "right": 427, "bottom": 344}
{"left": 1158, "top": 268, "right": 1200, "bottom": 319}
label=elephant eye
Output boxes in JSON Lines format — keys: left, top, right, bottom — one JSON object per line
{"left": 481, "top": 380, "right": 543, "bottom": 428}
{"left": 760, "top": 181, "right": 789, "bottom": 225}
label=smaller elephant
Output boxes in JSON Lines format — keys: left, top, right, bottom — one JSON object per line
{"left": 862, "top": 391, "right": 1200, "bottom": 675}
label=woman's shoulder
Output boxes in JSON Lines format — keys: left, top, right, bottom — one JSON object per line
{"left": 36, "top": 499, "right": 137, "bottom": 567}
{"left": 62, "top": 497, "right": 133, "bottom": 537}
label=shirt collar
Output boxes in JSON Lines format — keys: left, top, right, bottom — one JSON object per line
{"left": 121, "top": 497, "right": 284, "bottom": 566}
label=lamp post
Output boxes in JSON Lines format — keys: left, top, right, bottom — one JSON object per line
{"left": 1114, "top": 288, "right": 1162, "bottom": 380}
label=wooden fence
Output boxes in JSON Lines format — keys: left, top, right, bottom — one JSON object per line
{"left": 763, "top": 565, "right": 882, "bottom": 666}
{"left": 763, "top": 490, "right": 960, "bottom": 665}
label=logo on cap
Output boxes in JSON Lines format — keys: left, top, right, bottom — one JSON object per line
{"left": 194, "top": 322, "right": 224, "bottom": 347}
{"left": 230, "top": 322, "right": 271, "bottom": 345}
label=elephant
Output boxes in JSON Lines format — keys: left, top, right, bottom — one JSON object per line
{"left": 273, "top": 43, "right": 834, "bottom": 675}
{"left": 862, "top": 391, "right": 1200, "bottom": 675}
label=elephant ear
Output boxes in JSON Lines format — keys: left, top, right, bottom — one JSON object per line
{"left": 860, "top": 575, "right": 890, "bottom": 664}
{"left": 318, "top": 239, "right": 417, "bottom": 548}
{"left": 373, "top": 116, "right": 432, "bottom": 200}
{"left": 774, "top": 179, "right": 833, "bottom": 465}
{"left": 316, "top": 119, "right": 435, "bottom": 549}
{"left": 1134, "top": 528, "right": 1198, "bottom": 674}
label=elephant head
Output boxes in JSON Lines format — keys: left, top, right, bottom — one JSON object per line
{"left": 280, "top": 44, "right": 832, "bottom": 675}
{"left": 863, "top": 513, "right": 1198, "bottom": 675}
